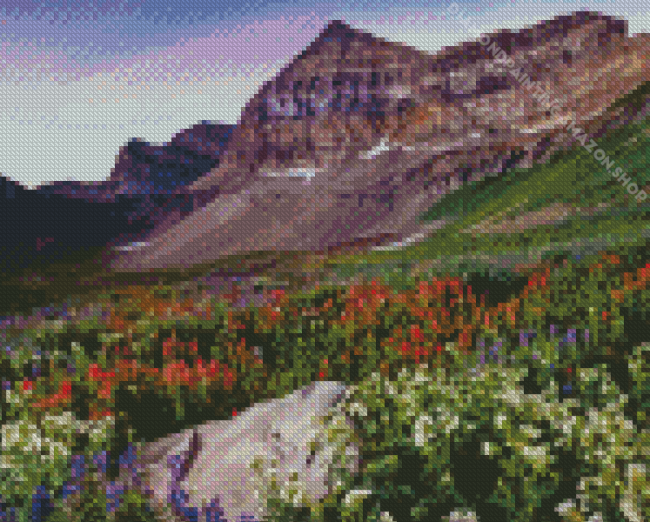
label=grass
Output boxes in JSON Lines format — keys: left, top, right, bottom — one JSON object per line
{"left": 1, "top": 112, "right": 650, "bottom": 521}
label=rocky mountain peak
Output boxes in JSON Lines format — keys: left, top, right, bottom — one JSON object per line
{"left": 105, "top": 11, "right": 650, "bottom": 274}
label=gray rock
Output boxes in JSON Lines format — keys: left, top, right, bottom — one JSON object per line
{"left": 133, "top": 380, "right": 360, "bottom": 522}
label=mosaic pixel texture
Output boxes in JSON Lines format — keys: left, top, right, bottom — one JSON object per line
{"left": 0, "top": 2, "right": 649, "bottom": 522}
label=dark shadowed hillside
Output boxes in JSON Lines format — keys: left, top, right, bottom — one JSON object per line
{"left": 0, "top": 121, "right": 234, "bottom": 279}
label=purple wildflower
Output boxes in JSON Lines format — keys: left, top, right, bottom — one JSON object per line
{"left": 93, "top": 451, "right": 111, "bottom": 475}
{"left": 170, "top": 487, "right": 200, "bottom": 522}
{"left": 105, "top": 481, "right": 127, "bottom": 514}
{"left": 60, "top": 483, "right": 82, "bottom": 501}
{"left": 519, "top": 331, "right": 538, "bottom": 348}
{"left": 119, "top": 443, "right": 140, "bottom": 472}
{"left": 490, "top": 340, "right": 502, "bottom": 363}
{"left": 167, "top": 432, "right": 199, "bottom": 486}
{"left": 204, "top": 497, "right": 228, "bottom": 522}
{"left": 69, "top": 454, "right": 86, "bottom": 480}
{"left": 167, "top": 454, "right": 187, "bottom": 484}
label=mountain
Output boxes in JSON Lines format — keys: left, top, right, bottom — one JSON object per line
{"left": 0, "top": 121, "right": 234, "bottom": 276}
{"left": 37, "top": 121, "right": 233, "bottom": 204}
{"left": 103, "top": 11, "right": 650, "bottom": 273}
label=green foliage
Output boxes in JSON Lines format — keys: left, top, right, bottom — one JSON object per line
{"left": 325, "top": 362, "right": 648, "bottom": 522}
{"left": 0, "top": 411, "right": 115, "bottom": 521}
{"left": 627, "top": 343, "right": 650, "bottom": 424}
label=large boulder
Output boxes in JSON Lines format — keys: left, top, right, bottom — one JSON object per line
{"left": 131, "top": 380, "right": 361, "bottom": 522}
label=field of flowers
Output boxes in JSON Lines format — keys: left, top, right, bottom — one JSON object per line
{"left": 1, "top": 241, "right": 649, "bottom": 521}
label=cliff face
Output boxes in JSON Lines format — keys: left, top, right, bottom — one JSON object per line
{"left": 104, "top": 12, "right": 650, "bottom": 273}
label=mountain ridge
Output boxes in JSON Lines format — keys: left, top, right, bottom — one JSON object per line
{"left": 1, "top": 11, "right": 647, "bottom": 278}
{"left": 104, "top": 10, "right": 650, "bottom": 273}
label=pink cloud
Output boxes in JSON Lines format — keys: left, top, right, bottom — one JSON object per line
{"left": 0, "top": 16, "right": 328, "bottom": 84}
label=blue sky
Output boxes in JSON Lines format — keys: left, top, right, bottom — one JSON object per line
{"left": 0, "top": 0, "right": 647, "bottom": 188}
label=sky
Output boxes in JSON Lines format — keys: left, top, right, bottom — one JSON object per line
{"left": 0, "top": 0, "right": 648, "bottom": 188}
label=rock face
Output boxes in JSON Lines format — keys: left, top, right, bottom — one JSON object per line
{"left": 36, "top": 122, "right": 233, "bottom": 205}
{"left": 127, "top": 381, "right": 360, "bottom": 522}
{"left": 104, "top": 12, "right": 650, "bottom": 273}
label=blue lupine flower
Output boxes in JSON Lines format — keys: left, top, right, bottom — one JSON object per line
{"left": 171, "top": 488, "right": 199, "bottom": 522}
{"left": 93, "top": 451, "right": 111, "bottom": 475}
{"left": 562, "top": 384, "right": 572, "bottom": 394}
{"left": 168, "top": 454, "right": 187, "bottom": 483}
{"left": 584, "top": 329, "right": 589, "bottom": 342}
{"left": 70, "top": 454, "right": 86, "bottom": 480}
{"left": 105, "top": 481, "right": 126, "bottom": 513}
{"left": 58, "top": 454, "right": 89, "bottom": 507}
{"left": 60, "top": 483, "right": 82, "bottom": 500}
{"left": 0, "top": 496, "right": 17, "bottom": 522}
{"left": 204, "top": 498, "right": 227, "bottom": 522}
{"left": 119, "top": 443, "right": 139, "bottom": 471}
{"left": 31, "top": 486, "right": 55, "bottom": 522}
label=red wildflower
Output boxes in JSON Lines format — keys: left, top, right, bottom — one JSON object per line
{"left": 31, "top": 380, "right": 72, "bottom": 409}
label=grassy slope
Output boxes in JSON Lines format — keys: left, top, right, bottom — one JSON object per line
{"left": 1, "top": 108, "right": 650, "bottom": 521}
{"left": 324, "top": 113, "right": 650, "bottom": 283}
